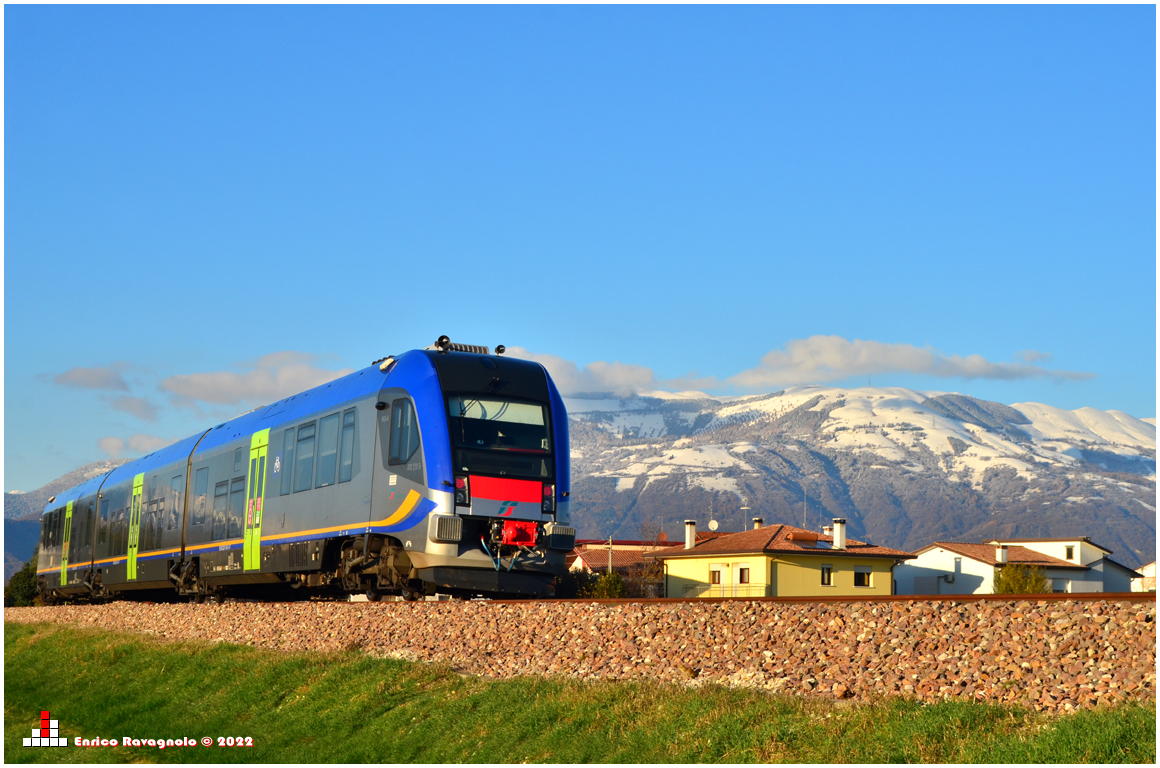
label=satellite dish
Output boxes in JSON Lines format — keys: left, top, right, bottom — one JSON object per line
{"left": 708, "top": 520, "right": 719, "bottom": 531}
{"left": 657, "top": 531, "right": 668, "bottom": 542}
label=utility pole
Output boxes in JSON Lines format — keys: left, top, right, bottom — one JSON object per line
{"left": 607, "top": 535, "right": 613, "bottom": 576}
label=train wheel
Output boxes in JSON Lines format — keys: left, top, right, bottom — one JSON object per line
{"left": 193, "top": 593, "right": 205, "bottom": 604}
{"left": 213, "top": 591, "right": 226, "bottom": 604}
{"left": 365, "top": 587, "right": 382, "bottom": 602}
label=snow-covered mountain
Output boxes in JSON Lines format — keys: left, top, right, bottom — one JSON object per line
{"left": 567, "top": 388, "right": 1156, "bottom": 568}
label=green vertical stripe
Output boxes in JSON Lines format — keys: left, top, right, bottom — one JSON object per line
{"left": 60, "top": 501, "right": 74, "bottom": 583}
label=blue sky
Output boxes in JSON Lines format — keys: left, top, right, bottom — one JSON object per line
{"left": 5, "top": 5, "right": 1155, "bottom": 491}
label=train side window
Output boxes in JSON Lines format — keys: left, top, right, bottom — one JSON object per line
{"left": 212, "top": 482, "right": 229, "bottom": 541}
{"left": 294, "top": 422, "right": 316, "bottom": 493}
{"left": 169, "top": 476, "right": 183, "bottom": 530}
{"left": 389, "top": 399, "right": 420, "bottom": 465}
{"left": 228, "top": 477, "right": 246, "bottom": 538}
{"left": 143, "top": 501, "right": 156, "bottom": 551}
{"left": 315, "top": 413, "right": 341, "bottom": 488}
{"left": 192, "top": 468, "right": 209, "bottom": 526}
{"left": 83, "top": 501, "right": 94, "bottom": 552}
{"left": 338, "top": 409, "right": 356, "bottom": 483}
{"left": 98, "top": 499, "right": 109, "bottom": 544}
{"left": 279, "top": 428, "right": 295, "bottom": 496}
{"left": 234, "top": 447, "right": 244, "bottom": 473}
{"left": 116, "top": 509, "right": 127, "bottom": 556}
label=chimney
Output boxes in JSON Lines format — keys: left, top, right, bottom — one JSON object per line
{"left": 822, "top": 525, "right": 833, "bottom": 537}
{"left": 752, "top": 517, "right": 764, "bottom": 530}
{"left": 996, "top": 545, "right": 1008, "bottom": 564}
{"left": 832, "top": 518, "right": 847, "bottom": 550}
{"left": 684, "top": 520, "right": 696, "bottom": 550}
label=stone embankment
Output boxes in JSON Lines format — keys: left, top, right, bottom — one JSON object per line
{"left": 7, "top": 597, "right": 1154, "bottom": 714}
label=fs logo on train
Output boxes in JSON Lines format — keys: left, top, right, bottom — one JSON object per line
{"left": 23, "top": 710, "right": 66, "bottom": 747}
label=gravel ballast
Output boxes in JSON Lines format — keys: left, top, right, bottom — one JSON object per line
{"left": 6, "top": 597, "right": 1155, "bottom": 714}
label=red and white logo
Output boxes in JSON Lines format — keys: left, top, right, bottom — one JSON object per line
{"left": 24, "top": 710, "right": 66, "bottom": 747}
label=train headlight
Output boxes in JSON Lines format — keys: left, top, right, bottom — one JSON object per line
{"left": 541, "top": 483, "right": 555, "bottom": 513}
{"left": 454, "top": 476, "right": 470, "bottom": 506}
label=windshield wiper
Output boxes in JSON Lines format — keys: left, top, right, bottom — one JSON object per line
{"left": 459, "top": 378, "right": 507, "bottom": 443}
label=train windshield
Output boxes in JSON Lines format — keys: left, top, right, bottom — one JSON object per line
{"left": 447, "top": 395, "right": 553, "bottom": 479}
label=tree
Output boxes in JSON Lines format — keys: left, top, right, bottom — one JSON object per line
{"left": 5, "top": 547, "right": 40, "bottom": 607}
{"left": 993, "top": 563, "right": 1051, "bottom": 595}
{"left": 585, "top": 572, "right": 626, "bottom": 599}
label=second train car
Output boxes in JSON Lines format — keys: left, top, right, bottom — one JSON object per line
{"left": 37, "top": 338, "right": 576, "bottom": 602}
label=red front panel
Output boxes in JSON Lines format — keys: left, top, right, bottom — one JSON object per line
{"left": 470, "top": 475, "right": 542, "bottom": 503}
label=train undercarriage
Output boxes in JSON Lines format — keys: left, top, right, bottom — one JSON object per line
{"left": 40, "top": 529, "right": 561, "bottom": 605}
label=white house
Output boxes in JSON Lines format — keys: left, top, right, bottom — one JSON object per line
{"left": 895, "top": 537, "right": 1142, "bottom": 595}
{"left": 992, "top": 537, "right": 1141, "bottom": 593}
{"left": 1132, "top": 561, "right": 1156, "bottom": 592}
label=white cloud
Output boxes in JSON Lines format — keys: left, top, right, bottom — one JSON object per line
{"left": 159, "top": 352, "right": 354, "bottom": 406}
{"left": 727, "top": 335, "right": 1095, "bottom": 389}
{"left": 98, "top": 433, "right": 174, "bottom": 458}
{"left": 54, "top": 365, "right": 129, "bottom": 391}
{"left": 106, "top": 395, "right": 159, "bottom": 422}
{"left": 1016, "top": 350, "right": 1053, "bottom": 363}
{"left": 505, "top": 347, "right": 658, "bottom": 397}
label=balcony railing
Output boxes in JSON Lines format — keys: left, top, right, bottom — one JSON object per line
{"left": 683, "top": 584, "right": 770, "bottom": 598}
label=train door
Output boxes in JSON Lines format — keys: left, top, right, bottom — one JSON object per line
{"left": 244, "top": 429, "right": 270, "bottom": 571}
{"left": 127, "top": 474, "right": 144, "bottom": 580}
{"left": 59, "top": 501, "right": 74, "bottom": 584}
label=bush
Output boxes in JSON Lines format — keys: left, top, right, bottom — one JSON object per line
{"left": 554, "top": 568, "right": 598, "bottom": 598}
{"left": 584, "top": 572, "right": 627, "bottom": 599}
{"left": 993, "top": 563, "right": 1051, "bottom": 594}
{"left": 5, "top": 547, "right": 40, "bottom": 607}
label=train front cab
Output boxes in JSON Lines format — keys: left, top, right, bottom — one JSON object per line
{"left": 377, "top": 349, "right": 574, "bottom": 598}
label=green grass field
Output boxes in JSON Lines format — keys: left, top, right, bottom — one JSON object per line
{"left": 4, "top": 621, "right": 1154, "bottom": 764}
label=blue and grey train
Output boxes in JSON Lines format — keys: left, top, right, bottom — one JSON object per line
{"left": 36, "top": 338, "right": 575, "bottom": 602}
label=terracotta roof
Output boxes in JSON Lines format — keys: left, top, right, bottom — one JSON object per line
{"left": 920, "top": 542, "right": 1089, "bottom": 570}
{"left": 648, "top": 524, "right": 914, "bottom": 560}
{"left": 572, "top": 548, "right": 649, "bottom": 572}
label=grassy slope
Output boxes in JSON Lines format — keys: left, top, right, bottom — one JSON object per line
{"left": 4, "top": 621, "right": 1154, "bottom": 764}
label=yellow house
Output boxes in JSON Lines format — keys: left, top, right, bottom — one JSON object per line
{"left": 650, "top": 519, "right": 914, "bottom": 598}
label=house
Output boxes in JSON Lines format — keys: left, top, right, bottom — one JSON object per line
{"left": 567, "top": 538, "right": 681, "bottom": 575}
{"left": 895, "top": 537, "right": 1143, "bottom": 595}
{"left": 648, "top": 517, "right": 915, "bottom": 598}
{"left": 570, "top": 547, "right": 650, "bottom": 577}
{"left": 1132, "top": 561, "right": 1156, "bottom": 592}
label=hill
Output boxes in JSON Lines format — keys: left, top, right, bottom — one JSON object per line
{"left": 566, "top": 387, "right": 1156, "bottom": 568}
{"left": 3, "top": 459, "right": 128, "bottom": 580}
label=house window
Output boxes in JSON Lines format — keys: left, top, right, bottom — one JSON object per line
{"left": 739, "top": 567, "right": 750, "bottom": 584}
{"left": 821, "top": 565, "right": 833, "bottom": 586}
{"left": 710, "top": 569, "right": 721, "bottom": 585}
{"left": 854, "top": 569, "right": 871, "bottom": 588}
{"left": 1065, "top": 546, "right": 1074, "bottom": 561}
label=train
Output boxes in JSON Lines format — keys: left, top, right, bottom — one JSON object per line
{"left": 36, "top": 337, "right": 575, "bottom": 602}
